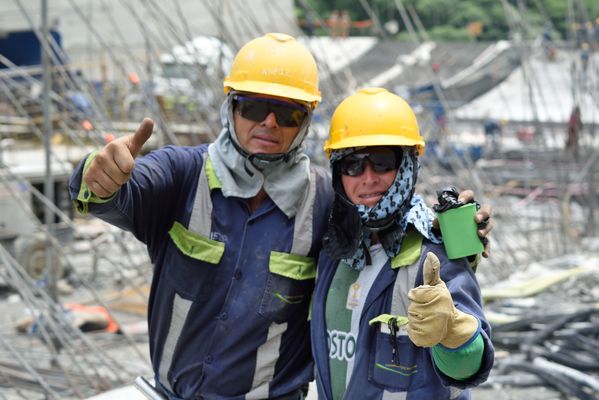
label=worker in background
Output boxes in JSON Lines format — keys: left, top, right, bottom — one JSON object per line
{"left": 433, "top": 101, "right": 447, "bottom": 139}
{"left": 542, "top": 24, "right": 556, "bottom": 61}
{"left": 311, "top": 88, "right": 493, "bottom": 399}
{"left": 340, "top": 10, "right": 352, "bottom": 38}
{"left": 69, "top": 34, "right": 493, "bottom": 399}
{"left": 483, "top": 117, "right": 503, "bottom": 153}
{"left": 574, "top": 22, "right": 589, "bottom": 49}
{"left": 329, "top": 10, "right": 341, "bottom": 38}
{"left": 566, "top": 105, "right": 582, "bottom": 160}
{"left": 593, "top": 18, "right": 599, "bottom": 50}
{"left": 580, "top": 42, "right": 590, "bottom": 74}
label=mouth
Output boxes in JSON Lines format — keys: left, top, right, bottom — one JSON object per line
{"left": 359, "top": 192, "right": 385, "bottom": 200}
{"left": 252, "top": 134, "right": 279, "bottom": 145}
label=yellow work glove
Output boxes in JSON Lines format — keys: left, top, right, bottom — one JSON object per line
{"left": 407, "top": 252, "right": 479, "bottom": 349}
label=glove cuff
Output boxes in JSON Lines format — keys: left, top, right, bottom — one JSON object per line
{"left": 440, "top": 310, "right": 479, "bottom": 349}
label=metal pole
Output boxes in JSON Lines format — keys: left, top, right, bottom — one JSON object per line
{"left": 41, "top": 0, "right": 57, "bottom": 301}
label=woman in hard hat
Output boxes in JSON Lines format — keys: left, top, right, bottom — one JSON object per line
{"left": 310, "top": 88, "right": 494, "bottom": 399}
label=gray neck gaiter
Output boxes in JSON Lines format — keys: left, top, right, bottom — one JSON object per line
{"left": 207, "top": 95, "right": 312, "bottom": 218}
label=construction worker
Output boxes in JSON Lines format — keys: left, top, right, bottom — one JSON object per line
{"left": 329, "top": 10, "right": 341, "bottom": 38}
{"left": 580, "top": 42, "right": 590, "bottom": 73}
{"left": 69, "top": 34, "right": 492, "bottom": 399}
{"left": 311, "top": 88, "right": 493, "bottom": 399}
{"left": 340, "top": 10, "right": 352, "bottom": 38}
{"left": 483, "top": 117, "right": 503, "bottom": 153}
{"left": 566, "top": 105, "right": 582, "bottom": 160}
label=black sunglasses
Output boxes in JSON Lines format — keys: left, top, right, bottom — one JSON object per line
{"left": 338, "top": 148, "right": 403, "bottom": 177}
{"left": 233, "top": 95, "right": 308, "bottom": 127}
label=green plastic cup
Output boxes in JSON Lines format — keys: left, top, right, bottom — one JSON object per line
{"left": 437, "top": 203, "right": 484, "bottom": 260}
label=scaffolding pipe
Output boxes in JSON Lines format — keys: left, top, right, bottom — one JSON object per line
{"left": 41, "top": 0, "right": 57, "bottom": 301}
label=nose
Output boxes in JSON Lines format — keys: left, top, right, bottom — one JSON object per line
{"left": 261, "top": 111, "right": 279, "bottom": 128}
{"left": 360, "top": 161, "right": 380, "bottom": 183}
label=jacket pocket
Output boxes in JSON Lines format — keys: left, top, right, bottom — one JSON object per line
{"left": 165, "top": 221, "right": 225, "bottom": 301}
{"left": 258, "top": 251, "right": 316, "bottom": 323}
{"left": 368, "top": 328, "right": 426, "bottom": 392}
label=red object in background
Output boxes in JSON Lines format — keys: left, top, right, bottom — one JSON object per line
{"left": 82, "top": 119, "right": 93, "bottom": 131}
{"left": 104, "top": 133, "right": 115, "bottom": 143}
{"left": 65, "top": 303, "right": 121, "bottom": 333}
{"left": 128, "top": 72, "right": 140, "bottom": 85}
{"left": 516, "top": 126, "right": 535, "bottom": 143}
{"left": 351, "top": 20, "right": 373, "bottom": 29}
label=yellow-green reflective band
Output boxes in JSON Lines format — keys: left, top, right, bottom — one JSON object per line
{"left": 205, "top": 157, "right": 222, "bottom": 190}
{"left": 168, "top": 221, "right": 225, "bottom": 264}
{"left": 368, "top": 314, "right": 409, "bottom": 327}
{"left": 468, "top": 253, "right": 481, "bottom": 272}
{"left": 75, "top": 150, "right": 116, "bottom": 214}
{"left": 375, "top": 363, "right": 418, "bottom": 376}
{"left": 75, "top": 199, "right": 88, "bottom": 214}
{"left": 391, "top": 229, "right": 423, "bottom": 269}
{"left": 274, "top": 293, "right": 304, "bottom": 304}
{"left": 269, "top": 251, "right": 316, "bottom": 280}
{"left": 76, "top": 151, "right": 98, "bottom": 201}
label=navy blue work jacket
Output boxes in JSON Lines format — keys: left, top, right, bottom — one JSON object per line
{"left": 311, "top": 239, "right": 494, "bottom": 400}
{"left": 69, "top": 145, "right": 333, "bottom": 399}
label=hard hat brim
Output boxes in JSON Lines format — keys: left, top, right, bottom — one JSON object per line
{"left": 324, "top": 134, "right": 424, "bottom": 156}
{"left": 224, "top": 80, "right": 321, "bottom": 105}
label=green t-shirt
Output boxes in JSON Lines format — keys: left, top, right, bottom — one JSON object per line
{"left": 325, "top": 244, "right": 388, "bottom": 399}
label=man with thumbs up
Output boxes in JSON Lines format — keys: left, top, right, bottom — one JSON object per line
{"left": 311, "top": 88, "right": 493, "bottom": 399}
{"left": 70, "top": 34, "right": 333, "bottom": 400}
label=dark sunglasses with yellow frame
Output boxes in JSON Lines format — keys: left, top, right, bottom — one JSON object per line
{"left": 233, "top": 95, "right": 308, "bottom": 127}
{"left": 337, "top": 147, "right": 404, "bottom": 177}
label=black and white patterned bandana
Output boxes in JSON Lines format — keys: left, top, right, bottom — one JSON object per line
{"left": 330, "top": 147, "right": 442, "bottom": 270}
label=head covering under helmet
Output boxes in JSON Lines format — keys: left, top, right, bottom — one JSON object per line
{"left": 322, "top": 88, "right": 440, "bottom": 270}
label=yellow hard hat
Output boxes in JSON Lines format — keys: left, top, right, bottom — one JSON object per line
{"left": 324, "top": 87, "right": 424, "bottom": 157}
{"left": 223, "top": 33, "right": 321, "bottom": 107}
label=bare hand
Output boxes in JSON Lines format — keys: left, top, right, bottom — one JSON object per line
{"left": 83, "top": 118, "right": 154, "bottom": 198}
{"left": 432, "top": 189, "right": 494, "bottom": 258}
{"left": 457, "top": 190, "right": 493, "bottom": 258}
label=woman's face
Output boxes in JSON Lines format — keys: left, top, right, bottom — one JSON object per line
{"left": 339, "top": 147, "right": 399, "bottom": 208}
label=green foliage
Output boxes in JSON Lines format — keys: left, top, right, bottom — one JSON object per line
{"left": 295, "top": 0, "right": 599, "bottom": 41}
{"left": 428, "top": 26, "right": 474, "bottom": 41}
{"left": 447, "top": 3, "right": 487, "bottom": 28}
{"left": 413, "top": 0, "right": 453, "bottom": 27}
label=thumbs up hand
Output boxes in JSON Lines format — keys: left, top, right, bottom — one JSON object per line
{"left": 407, "top": 252, "right": 479, "bottom": 348}
{"left": 83, "top": 118, "right": 154, "bottom": 198}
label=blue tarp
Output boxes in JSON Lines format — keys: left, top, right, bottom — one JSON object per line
{"left": 0, "top": 29, "right": 64, "bottom": 68}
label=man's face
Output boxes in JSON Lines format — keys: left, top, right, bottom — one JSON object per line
{"left": 233, "top": 93, "right": 307, "bottom": 154}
